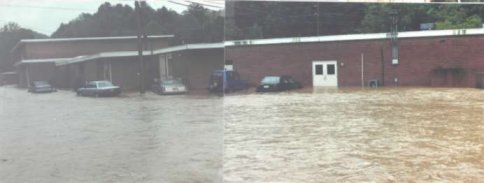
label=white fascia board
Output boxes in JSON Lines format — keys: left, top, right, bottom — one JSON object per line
{"left": 56, "top": 50, "right": 156, "bottom": 66}
{"left": 153, "top": 43, "right": 224, "bottom": 55}
{"left": 21, "top": 58, "right": 71, "bottom": 64}
{"left": 225, "top": 28, "right": 484, "bottom": 47}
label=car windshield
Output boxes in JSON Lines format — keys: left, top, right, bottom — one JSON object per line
{"left": 162, "top": 79, "right": 182, "bottom": 85}
{"left": 97, "top": 81, "right": 113, "bottom": 88}
{"left": 33, "top": 81, "right": 49, "bottom": 86}
{"left": 261, "top": 76, "right": 280, "bottom": 84}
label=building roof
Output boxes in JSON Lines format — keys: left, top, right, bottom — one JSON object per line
{"left": 27, "top": 42, "right": 224, "bottom": 66}
{"left": 11, "top": 35, "right": 174, "bottom": 53}
{"left": 224, "top": 28, "right": 484, "bottom": 47}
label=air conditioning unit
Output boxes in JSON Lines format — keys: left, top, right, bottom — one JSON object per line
{"left": 368, "top": 79, "right": 380, "bottom": 88}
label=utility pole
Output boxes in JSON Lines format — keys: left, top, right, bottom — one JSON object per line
{"left": 314, "top": 3, "right": 320, "bottom": 36}
{"left": 390, "top": 9, "right": 399, "bottom": 65}
{"left": 135, "top": 0, "right": 145, "bottom": 94}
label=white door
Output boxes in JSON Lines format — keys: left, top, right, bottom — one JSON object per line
{"left": 312, "top": 61, "right": 338, "bottom": 87}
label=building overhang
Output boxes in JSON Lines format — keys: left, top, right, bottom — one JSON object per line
{"left": 23, "top": 42, "right": 225, "bottom": 66}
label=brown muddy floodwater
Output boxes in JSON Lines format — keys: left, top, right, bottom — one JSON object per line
{"left": 0, "top": 86, "right": 222, "bottom": 183}
{"left": 224, "top": 87, "right": 483, "bottom": 182}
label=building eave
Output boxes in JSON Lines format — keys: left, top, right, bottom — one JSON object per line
{"left": 55, "top": 42, "right": 224, "bottom": 66}
{"left": 225, "top": 28, "right": 484, "bottom": 47}
{"left": 10, "top": 35, "right": 175, "bottom": 53}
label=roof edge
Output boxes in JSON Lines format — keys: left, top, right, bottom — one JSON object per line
{"left": 225, "top": 28, "right": 484, "bottom": 47}
{"left": 10, "top": 35, "right": 175, "bottom": 53}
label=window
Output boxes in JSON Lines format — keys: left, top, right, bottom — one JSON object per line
{"left": 86, "top": 84, "right": 96, "bottom": 88}
{"left": 261, "top": 76, "right": 280, "bottom": 84}
{"left": 315, "top": 65, "right": 323, "bottom": 75}
{"left": 327, "top": 64, "right": 335, "bottom": 75}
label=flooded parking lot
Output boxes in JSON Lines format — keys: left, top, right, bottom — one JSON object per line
{"left": 0, "top": 86, "right": 222, "bottom": 183}
{"left": 224, "top": 87, "right": 483, "bottom": 182}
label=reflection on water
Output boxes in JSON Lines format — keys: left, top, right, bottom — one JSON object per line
{"left": 0, "top": 86, "right": 223, "bottom": 183}
{"left": 224, "top": 87, "right": 483, "bottom": 182}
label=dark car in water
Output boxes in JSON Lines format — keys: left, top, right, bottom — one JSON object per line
{"left": 76, "top": 80, "right": 121, "bottom": 97}
{"left": 208, "top": 70, "right": 248, "bottom": 93}
{"left": 256, "top": 75, "right": 302, "bottom": 92}
{"left": 152, "top": 78, "right": 187, "bottom": 95}
{"left": 28, "top": 81, "right": 56, "bottom": 93}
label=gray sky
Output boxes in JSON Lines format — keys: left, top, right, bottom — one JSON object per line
{"left": 0, "top": 0, "right": 223, "bottom": 36}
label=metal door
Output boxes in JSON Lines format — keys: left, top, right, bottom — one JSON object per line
{"left": 312, "top": 61, "right": 338, "bottom": 87}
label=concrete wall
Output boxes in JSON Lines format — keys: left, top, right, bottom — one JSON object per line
{"left": 170, "top": 49, "right": 224, "bottom": 90}
{"left": 226, "top": 35, "right": 484, "bottom": 88}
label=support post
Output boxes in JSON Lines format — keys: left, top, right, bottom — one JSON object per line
{"left": 361, "top": 53, "right": 364, "bottom": 88}
{"left": 135, "top": 0, "right": 145, "bottom": 94}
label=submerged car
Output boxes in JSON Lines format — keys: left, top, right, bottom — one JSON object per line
{"left": 256, "top": 75, "right": 302, "bottom": 92}
{"left": 28, "top": 81, "right": 56, "bottom": 93}
{"left": 76, "top": 80, "right": 121, "bottom": 97}
{"left": 208, "top": 70, "right": 248, "bottom": 93}
{"left": 152, "top": 78, "right": 187, "bottom": 94}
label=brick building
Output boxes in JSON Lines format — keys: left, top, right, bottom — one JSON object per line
{"left": 225, "top": 28, "right": 484, "bottom": 88}
{"left": 11, "top": 36, "right": 223, "bottom": 90}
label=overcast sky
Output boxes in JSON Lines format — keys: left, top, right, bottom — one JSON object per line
{"left": 0, "top": 0, "right": 222, "bottom": 36}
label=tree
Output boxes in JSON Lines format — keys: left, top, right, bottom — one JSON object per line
{"left": 50, "top": 2, "right": 223, "bottom": 44}
{"left": 0, "top": 22, "right": 47, "bottom": 72}
{"left": 433, "top": 5, "right": 482, "bottom": 29}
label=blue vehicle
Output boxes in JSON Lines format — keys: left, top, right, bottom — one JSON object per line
{"left": 208, "top": 70, "right": 248, "bottom": 93}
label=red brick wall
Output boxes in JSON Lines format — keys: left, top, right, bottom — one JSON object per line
{"left": 226, "top": 35, "right": 484, "bottom": 88}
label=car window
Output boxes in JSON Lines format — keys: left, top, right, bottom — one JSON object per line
{"left": 86, "top": 84, "right": 96, "bottom": 88}
{"left": 261, "top": 76, "right": 280, "bottom": 84}
{"left": 33, "top": 81, "right": 49, "bottom": 86}
{"left": 162, "top": 79, "right": 182, "bottom": 85}
{"left": 97, "top": 81, "right": 113, "bottom": 88}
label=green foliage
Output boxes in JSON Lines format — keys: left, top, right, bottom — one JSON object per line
{"left": 433, "top": 5, "right": 482, "bottom": 29}
{"left": 0, "top": 22, "right": 47, "bottom": 72}
{"left": 51, "top": 2, "right": 223, "bottom": 44}
{"left": 227, "top": 2, "right": 484, "bottom": 40}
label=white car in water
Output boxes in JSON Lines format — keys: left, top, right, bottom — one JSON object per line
{"left": 151, "top": 78, "right": 187, "bottom": 95}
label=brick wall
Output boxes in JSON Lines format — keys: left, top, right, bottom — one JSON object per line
{"left": 171, "top": 49, "right": 224, "bottom": 90}
{"left": 226, "top": 35, "right": 484, "bottom": 88}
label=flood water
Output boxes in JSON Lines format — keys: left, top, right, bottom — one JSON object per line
{"left": 0, "top": 86, "right": 223, "bottom": 183}
{"left": 224, "top": 87, "right": 483, "bottom": 182}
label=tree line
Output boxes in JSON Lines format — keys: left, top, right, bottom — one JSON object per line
{"left": 0, "top": 23, "right": 48, "bottom": 72}
{"left": 226, "top": 1, "right": 484, "bottom": 40}
{"left": 52, "top": 2, "right": 223, "bottom": 44}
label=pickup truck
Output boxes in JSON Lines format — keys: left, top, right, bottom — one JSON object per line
{"left": 208, "top": 70, "right": 248, "bottom": 93}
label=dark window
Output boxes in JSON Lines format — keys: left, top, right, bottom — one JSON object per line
{"left": 327, "top": 64, "right": 335, "bottom": 75}
{"left": 86, "top": 84, "right": 96, "bottom": 88}
{"left": 315, "top": 65, "right": 323, "bottom": 75}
